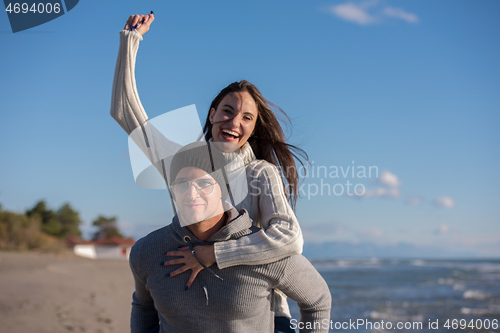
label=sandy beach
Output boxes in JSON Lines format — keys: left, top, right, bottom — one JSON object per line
{"left": 0, "top": 251, "right": 135, "bottom": 333}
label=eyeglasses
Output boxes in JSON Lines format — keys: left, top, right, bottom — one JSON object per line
{"left": 170, "top": 178, "right": 217, "bottom": 196}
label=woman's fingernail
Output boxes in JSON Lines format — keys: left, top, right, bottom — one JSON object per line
{"left": 134, "top": 24, "right": 139, "bottom": 29}
{"left": 184, "top": 285, "right": 188, "bottom": 290}
{"left": 160, "top": 261, "right": 165, "bottom": 266}
{"left": 165, "top": 273, "right": 170, "bottom": 277}
{"left": 151, "top": 10, "right": 154, "bottom": 14}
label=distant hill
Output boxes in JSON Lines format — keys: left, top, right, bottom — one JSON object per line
{"left": 303, "top": 241, "right": 480, "bottom": 259}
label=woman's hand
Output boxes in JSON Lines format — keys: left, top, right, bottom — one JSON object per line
{"left": 124, "top": 13, "right": 155, "bottom": 36}
{"left": 162, "top": 245, "right": 216, "bottom": 289}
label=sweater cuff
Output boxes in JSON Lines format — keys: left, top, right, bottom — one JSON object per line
{"left": 214, "top": 242, "right": 237, "bottom": 269}
{"left": 214, "top": 231, "right": 303, "bottom": 269}
{"left": 119, "top": 29, "right": 144, "bottom": 41}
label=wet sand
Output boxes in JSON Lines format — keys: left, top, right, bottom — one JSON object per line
{"left": 0, "top": 251, "right": 135, "bottom": 333}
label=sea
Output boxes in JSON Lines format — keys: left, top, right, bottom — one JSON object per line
{"left": 288, "top": 258, "right": 500, "bottom": 332}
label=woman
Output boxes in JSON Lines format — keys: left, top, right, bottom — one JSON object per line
{"left": 112, "top": 13, "right": 311, "bottom": 332}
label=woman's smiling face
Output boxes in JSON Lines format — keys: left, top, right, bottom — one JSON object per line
{"left": 209, "top": 91, "right": 258, "bottom": 151}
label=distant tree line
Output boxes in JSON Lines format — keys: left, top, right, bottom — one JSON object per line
{"left": 25, "top": 201, "right": 82, "bottom": 238}
{"left": 0, "top": 200, "right": 125, "bottom": 252}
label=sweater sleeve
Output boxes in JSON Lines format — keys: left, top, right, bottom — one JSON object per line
{"left": 276, "top": 255, "right": 331, "bottom": 333}
{"left": 214, "top": 162, "right": 303, "bottom": 269}
{"left": 111, "top": 30, "right": 148, "bottom": 135}
{"left": 111, "top": 30, "right": 183, "bottom": 186}
{"left": 129, "top": 246, "right": 160, "bottom": 333}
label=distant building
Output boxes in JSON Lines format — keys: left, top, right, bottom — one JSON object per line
{"left": 66, "top": 236, "right": 135, "bottom": 260}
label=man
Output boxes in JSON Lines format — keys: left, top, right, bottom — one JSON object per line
{"left": 129, "top": 142, "right": 331, "bottom": 333}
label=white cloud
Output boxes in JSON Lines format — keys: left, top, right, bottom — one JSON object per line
{"left": 329, "top": 1, "right": 378, "bottom": 25}
{"left": 383, "top": 7, "right": 419, "bottom": 23}
{"left": 433, "top": 196, "right": 455, "bottom": 208}
{"left": 377, "top": 171, "right": 401, "bottom": 187}
{"left": 362, "top": 187, "right": 400, "bottom": 199}
{"left": 326, "top": 1, "right": 419, "bottom": 26}
{"left": 357, "top": 170, "right": 401, "bottom": 199}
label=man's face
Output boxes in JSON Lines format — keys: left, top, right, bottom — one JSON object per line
{"left": 172, "top": 167, "right": 223, "bottom": 226}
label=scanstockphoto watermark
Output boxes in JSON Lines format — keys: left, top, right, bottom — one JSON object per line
{"left": 291, "top": 318, "right": 425, "bottom": 331}
{"left": 250, "top": 161, "right": 379, "bottom": 200}
{"left": 290, "top": 318, "right": 499, "bottom": 331}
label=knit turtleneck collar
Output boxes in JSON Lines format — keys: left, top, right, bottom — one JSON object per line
{"left": 170, "top": 205, "right": 254, "bottom": 245}
{"left": 220, "top": 142, "right": 256, "bottom": 166}
{"left": 207, "top": 139, "right": 256, "bottom": 168}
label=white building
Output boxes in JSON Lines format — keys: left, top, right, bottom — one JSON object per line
{"left": 68, "top": 237, "right": 135, "bottom": 260}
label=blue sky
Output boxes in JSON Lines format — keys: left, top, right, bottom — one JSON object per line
{"left": 1, "top": 0, "right": 499, "bottom": 257}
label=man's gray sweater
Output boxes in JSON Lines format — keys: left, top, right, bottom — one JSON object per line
{"left": 129, "top": 208, "right": 331, "bottom": 333}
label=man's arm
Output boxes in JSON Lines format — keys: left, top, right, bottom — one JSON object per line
{"left": 129, "top": 247, "right": 159, "bottom": 333}
{"left": 274, "top": 255, "right": 331, "bottom": 333}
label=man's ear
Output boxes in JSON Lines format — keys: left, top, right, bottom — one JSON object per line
{"left": 209, "top": 108, "right": 216, "bottom": 123}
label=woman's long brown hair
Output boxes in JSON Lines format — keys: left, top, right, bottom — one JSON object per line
{"left": 202, "top": 80, "right": 308, "bottom": 209}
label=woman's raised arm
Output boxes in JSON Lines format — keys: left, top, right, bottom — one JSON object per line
{"left": 110, "top": 13, "right": 154, "bottom": 135}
